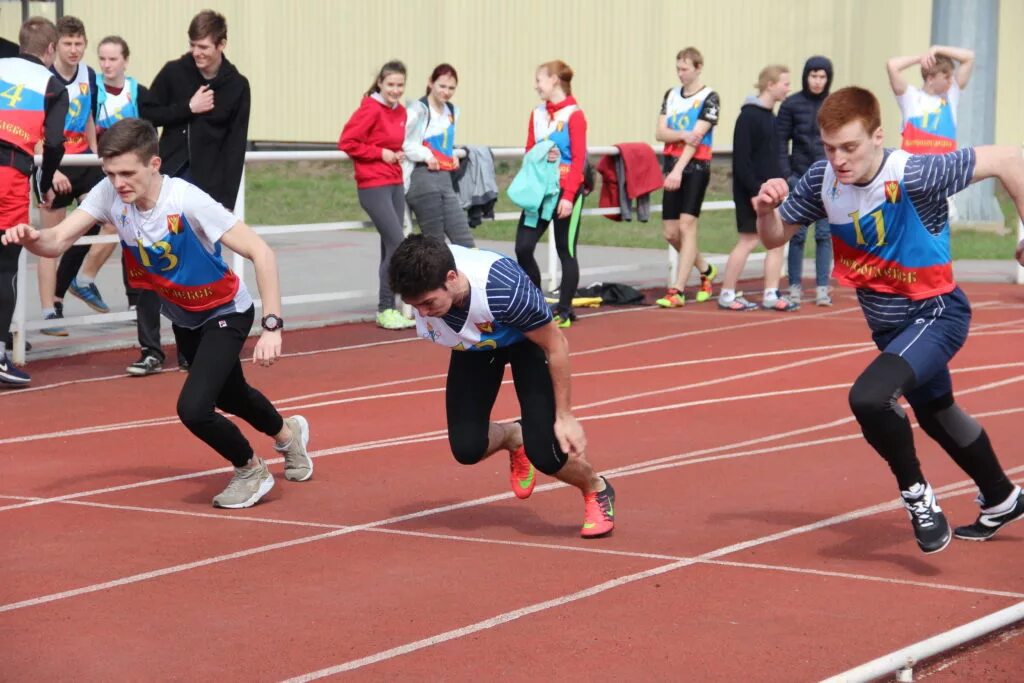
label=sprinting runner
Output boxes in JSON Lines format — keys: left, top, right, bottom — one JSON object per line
{"left": 403, "top": 63, "right": 474, "bottom": 248}
{"left": 655, "top": 46, "right": 719, "bottom": 308}
{"left": 3, "top": 118, "right": 313, "bottom": 508}
{"left": 389, "top": 234, "right": 615, "bottom": 538}
{"left": 887, "top": 44, "right": 974, "bottom": 155}
{"left": 754, "top": 86, "right": 1024, "bottom": 554}
{"left": 514, "top": 60, "right": 587, "bottom": 328}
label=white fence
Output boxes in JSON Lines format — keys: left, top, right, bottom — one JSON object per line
{"left": 10, "top": 144, "right": 742, "bottom": 364}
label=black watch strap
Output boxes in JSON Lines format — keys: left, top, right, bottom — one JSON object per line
{"left": 261, "top": 314, "right": 284, "bottom": 331}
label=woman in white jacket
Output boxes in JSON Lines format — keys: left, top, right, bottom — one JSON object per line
{"left": 403, "top": 64, "right": 475, "bottom": 247}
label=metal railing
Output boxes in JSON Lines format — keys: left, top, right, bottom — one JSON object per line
{"left": 10, "top": 144, "right": 741, "bottom": 364}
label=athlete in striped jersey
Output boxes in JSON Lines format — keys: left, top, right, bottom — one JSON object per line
{"left": 389, "top": 235, "right": 615, "bottom": 538}
{"left": 754, "top": 87, "right": 1024, "bottom": 554}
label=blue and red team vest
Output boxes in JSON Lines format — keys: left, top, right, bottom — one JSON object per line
{"left": 55, "top": 62, "right": 93, "bottom": 153}
{"left": 0, "top": 57, "right": 52, "bottom": 156}
{"left": 95, "top": 76, "right": 139, "bottom": 137}
{"left": 662, "top": 86, "right": 715, "bottom": 161}
{"left": 821, "top": 150, "right": 954, "bottom": 300}
{"left": 417, "top": 96, "right": 458, "bottom": 171}
{"left": 118, "top": 180, "right": 240, "bottom": 312}
{"left": 532, "top": 101, "right": 579, "bottom": 183}
{"left": 899, "top": 84, "right": 958, "bottom": 155}
{"left": 415, "top": 246, "right": 526, "bottom": 351}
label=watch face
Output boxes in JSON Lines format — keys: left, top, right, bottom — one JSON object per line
{"left": 263, "top": 314, "right": 282, "bottom": 330}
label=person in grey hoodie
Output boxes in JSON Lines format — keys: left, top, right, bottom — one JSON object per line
{"left": 776, "top": 55, "right": 833, "bottom": 306}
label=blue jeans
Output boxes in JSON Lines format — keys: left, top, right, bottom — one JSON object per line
{"left": 787, "top": 218, "right": 832, "bottom": 288}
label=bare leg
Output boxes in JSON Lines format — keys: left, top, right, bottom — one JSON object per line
{"left": 670, "top": 213, "right": 700, "bottom": 291}
{"left": 763, "top": 245, "right": 786, "bottom": 291}
{"left": 722, "top": 233, "right": 759, "bottom": 291}
{"left": 554, "top": 451, "right": 603, "bottom": 494}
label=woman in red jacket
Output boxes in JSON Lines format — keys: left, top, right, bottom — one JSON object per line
{"left": 514, "top": 60, "right": 587, "bottom": 328}
{"left": 338, "top": 60, "right": 415, "bottom": 330}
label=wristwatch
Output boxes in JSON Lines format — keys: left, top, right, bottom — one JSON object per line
{"left": 261, "top": 313, "right": 284, "bottom": 332}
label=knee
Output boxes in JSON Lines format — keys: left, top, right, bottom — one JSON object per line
{"left": 177, "top": 394, "right": 213, "bottom": 431}
{"left": 448, "top": 430, "right": 488, "bottom": 467}
{"left": 515, "top": 242, "right": 535, "bottom": 263}
{"left": 848, "top": 374, "right": 897, "bottom": 420}
{"left": 678, "top": 217, "right": 698, "bottom": 234}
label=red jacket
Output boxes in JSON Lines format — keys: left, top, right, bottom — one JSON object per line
{"left": 525, "top": 96, "right": 587, "bottom": 202}
{"left": 338, "top": 95, "right": 406, "bottom": 189}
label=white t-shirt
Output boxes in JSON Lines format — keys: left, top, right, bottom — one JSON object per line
{"left": 79, "top": 176, "right": 253, "bottom": 328}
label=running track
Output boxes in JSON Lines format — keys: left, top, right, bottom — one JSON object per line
{"left": 1, "top": 282, "right": 1022, "bottom": 681}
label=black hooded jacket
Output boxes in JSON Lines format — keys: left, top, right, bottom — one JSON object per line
{"left": 142, "top": 53, "right": 250, "bottom": 210}
{"left": 775, "top": 56, "right": 833, "bottom": 180}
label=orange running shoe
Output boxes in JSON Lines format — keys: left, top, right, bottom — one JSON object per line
{"left": 509, "top": 445, "right": 536, "bottom": 499}
{"left": 581, "top": 477, "right": 616, "bottom": 538}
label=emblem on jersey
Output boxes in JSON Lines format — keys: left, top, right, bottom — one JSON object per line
{"left": 828, "top": 179, "right": 841, "bottom": 200}
{"left": 79, "top": 82, "right": 89, "bottom": 95}
{"left": 704, "top": 104, "right": 718, "bottom": 121}
{"left": 476, "top": 321, "right": 494, "bottom": 334}
{"left": 119, "top": 207, "right": 128, "bottom": 226}
{"left": 884, "top": 181, "right": 901, "bottom": 204}
{"left": 555, "top": 121, "right": 564, "bottom": 132}
{"left": 166, "top": 214, "right": 182, "bottom": 234}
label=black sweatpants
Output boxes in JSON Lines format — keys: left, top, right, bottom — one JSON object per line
{"left": 0, "top": 242, "right": 21, "bottom": 344}
{"left": 173, "top": 306, "right": 283, "bottom": 467}
{"left": 446, "top": 340, "right": 567, "bottom": 476}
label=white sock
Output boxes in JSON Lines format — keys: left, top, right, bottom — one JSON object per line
{"left": 719, "top": 289, "right": 736, "bottom": 303}
{"left": 763, "top": 288, "right": 779, "bottom": 302}
{"left": 76, "top": 274, "right": 95, "bottom": 286}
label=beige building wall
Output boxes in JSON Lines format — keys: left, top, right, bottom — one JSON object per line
{"left": 3, "top": 0, "right": 1019, "bottom": 148}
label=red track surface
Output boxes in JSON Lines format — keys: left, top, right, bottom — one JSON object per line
{"left": 2, "top": 283, "right": 1023, "bottom": 681}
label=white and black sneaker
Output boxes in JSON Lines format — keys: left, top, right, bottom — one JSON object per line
{"left": 954, "top": 486, "right": 1024, "bottom": 541}
{"left": 126, "top": 352, "right": 163, "bottom": 376}
{"left": 901, "top": 482, "right": 951, "bottom": 554}
{"left": 0, "top": 352, "right": 30, "bottom": 386}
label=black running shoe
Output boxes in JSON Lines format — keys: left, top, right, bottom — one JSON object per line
{"left": 954, "top": 486, "right": 1024, "bottom": 541}
{"left": 901, "top": 482, "right": 951, "bottom": 554}
{"left": 126, "top": 352, "right": 162, "bottom": 377}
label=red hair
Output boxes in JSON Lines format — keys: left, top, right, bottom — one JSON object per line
{"left": 817, "top": 86, "right": 881, "bottom": 134}
{"left": 426, "top": 63, "right": 458, "bottom": 97}
{"left": 537, "top": 60, "right": 574, "bottom": 95}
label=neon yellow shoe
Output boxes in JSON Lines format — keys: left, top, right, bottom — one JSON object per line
{"left": 656, "top": 288, "right": 685, "bottom": 308}
{"left": 695, "top": 263, "right": 717, "bottom": 303}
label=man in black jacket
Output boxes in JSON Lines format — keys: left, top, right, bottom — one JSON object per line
{"left": 776, "top": 56, "right": 833, "bottom": 306}
{"left": 135, "top": 9, "right": 250, "bottom": 374}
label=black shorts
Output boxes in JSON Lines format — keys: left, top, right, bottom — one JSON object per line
{"left": 662, "top": 158, "right": 711, "bottom": 220}
{"left": 734, "top": 191, "right": 757, "bottom": 234}
{"left": 38, "top": 164, "right": 104, "bottom": 209}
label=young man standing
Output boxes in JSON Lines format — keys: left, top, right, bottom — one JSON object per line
{"left": 140, "top": 9, "right": 251, "bottom": 373}
{"left": 0, "top": 17, "right": 67, "bottom": 385}
{"left": 389, "top": 235, "right": 615, "bottom": 539}
{"left": 719, "top": 65, "right": 794, "bottom": 312}
{"left": 655, "top": 47, "right": 720, "bottom": 308}
{"left": 3, "top": 118, "right": 311, "bottom": 508}
{"left": 887, "top": 45, "right": 975, "bottom": 155}
{"left": 754, "top": 87, "right": 1024, "bottom": 554}
{"left": 777, "top": 56, "right": 834, "bottom": 306}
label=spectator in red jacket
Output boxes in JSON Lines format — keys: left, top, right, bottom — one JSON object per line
{"left": 339, "top": 60, "right": 415, "bottom": 330}
{"left": 515, "top": 60, "right": 587, "bottom": 328}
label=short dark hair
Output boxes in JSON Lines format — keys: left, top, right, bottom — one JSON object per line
{"left": 189, "top": 10, "right": 227, "bottom": 45}
{"left": 388, "top": 235, "right": 455, "bottom": 298}
{"left": 98, "top": 118, "right": 159, "bottom": 162}
{"left": 19, "top": 16, "right": 57, "bottom": 56}
{"left": 55, "top": 15, "right": 86, "bottom": 40}
{"left": 98, "top": 35, "right": 130, "bottom": 60}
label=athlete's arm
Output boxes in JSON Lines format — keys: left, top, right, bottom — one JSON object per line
{"left": 0, "top": 208, "right": 98, "bottom": 255}
{"left": 664, "top": 119, "right": 712, "bottom": 190}
{"left": 886, "top": 55, "right": 920, "bottom": 96}
{"left": 753, "top": 180, "right": 801, "bottom": 248}
{"left": 523, "top": 321, "right": 586, "bottom": 456}
{"left": 38, "top": 78, "right": 69, "bottom": 198}
{"left": 218, "top": 221, "right": 283, "bottom": 366}
{"left": 930, "top": 45, "right": 976, "bottom": 89}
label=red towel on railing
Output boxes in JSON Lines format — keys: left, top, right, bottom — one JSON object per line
{"left": 616, "top": 142, "right": 663, "bottom": 199}
{"left": 596, "top": 155, "right": 621, "bottom": 221}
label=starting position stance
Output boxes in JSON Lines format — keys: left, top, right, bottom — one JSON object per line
{"left": 754, "top": 87, "right": 1024, "bottom": 554}
{"left": 3, "top": 118, "right": 313, "bottom": 508}
{"left": 389, "top": 235, "right": 615, "bottom": 538}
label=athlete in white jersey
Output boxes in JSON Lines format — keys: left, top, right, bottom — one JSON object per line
{"left": 389, "top": 235, "right": 616, "bottom": 538}
{"left": 3, "top": 119, "right": 314, "bottom": 510}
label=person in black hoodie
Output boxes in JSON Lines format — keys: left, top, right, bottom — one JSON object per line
{"left": 776, "top": 56, "right": 833, "bottom": 306}
{"left": 135, "top": 10, "right": 250, "bottom": 373}
{"left": 718, "top": 65, "right": 793, "bottom": 312}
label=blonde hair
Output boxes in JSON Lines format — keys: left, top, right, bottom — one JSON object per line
{"left": 676, "top": 47, "right": 703, "bottom": 68}
{"left": 756, "top": 65, "right": 789, "bottom": 93}
{"left": 537, "top": 60, "right": 574, "bottom": 95}
{"left": 921, "top": 55, "right": 955, "bottom": 80}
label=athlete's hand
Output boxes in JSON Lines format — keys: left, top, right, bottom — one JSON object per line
{"left": 1, "top": 223, "right": 41, "bottom": 247}
{"left": 52, "top": 171, "right": 71, "bottom": 195}
{"left": 555, "top": 198, "right": 574, "bottom": 219}
{"left": 663, "top": 169, "right": 683, "bottom": 191}
{"left": 754, "top": 178, "right": 790, "bottom": 215}
{"left": 546, "top": 147, "right": 560, "bottom": 162}
{"left": 381, "top": 149, "right": 403, "bottom": 164}
{"left": 680, "top": 130, "right": 702, "bottom": 147}
{"left": 450, "top": 156, "right": 460, "bottom": 170}
{"left": 1015, "top": 238, "right": 1024, "bottom": 266}
{"left": 426, "top": 157, "right": 440, "bottom": 171}
{"left": 253, "top": 330, "right": 282, "bottom": 367}
{"left": 189, "top": 85, "right": 215, "bottom": 114}
{"left": 554, "top": 414, "right": 587, "bottom": 457}
{"left": 920, "top": 47, "right": 939, "bottom": 71}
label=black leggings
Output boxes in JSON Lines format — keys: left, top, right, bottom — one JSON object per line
{"left": 0, "top": 242, "right": 21, "bottom": 343}
{"left": 515, "top": 192, "right": 583, "bottom": 312}
{"left": 173, "top": 306, "right": 283, "bottom": 467}
{"left": 446, "top": 340, "right": 567, "bottom": 475}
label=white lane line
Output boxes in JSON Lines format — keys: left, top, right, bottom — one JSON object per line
{"left": 279, "top": 474, "right": 1024, "bottom": 682}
